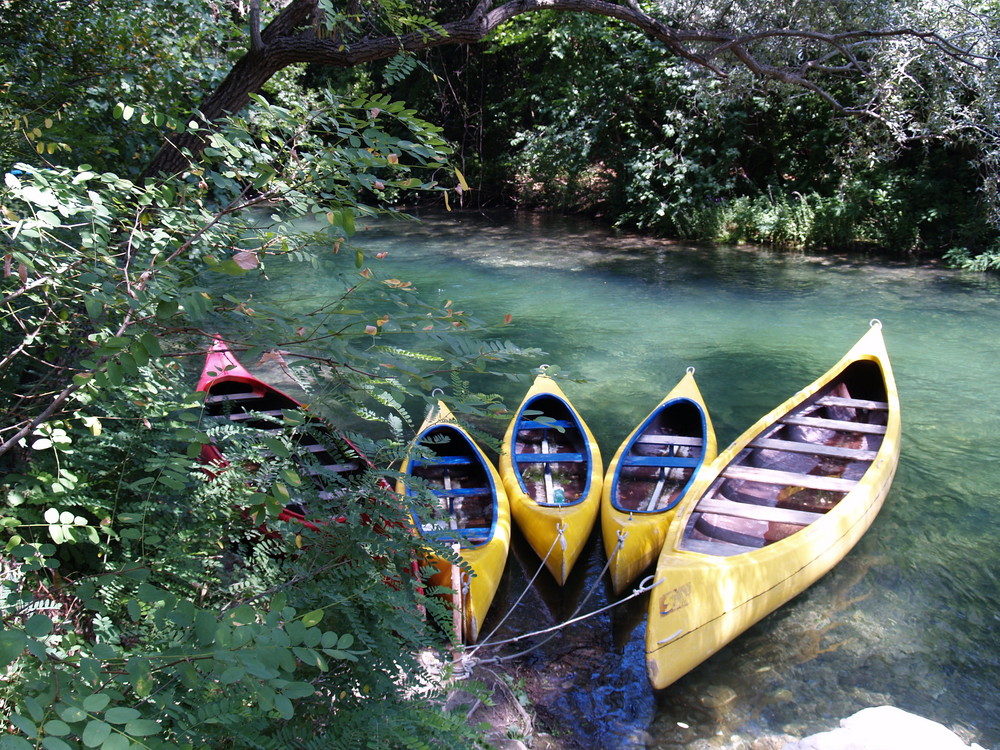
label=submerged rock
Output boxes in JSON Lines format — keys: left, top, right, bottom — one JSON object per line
{"left": 781, "top": 706, "right": 987, "bottom": 750}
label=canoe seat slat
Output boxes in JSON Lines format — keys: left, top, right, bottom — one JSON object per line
{"left": 312, "top": 462, "right": 362, "bottom": 473}
{"left": 300, "top": 443, "right": 331, "bottom": 454}
{"left": 229, "top": 409, "right": 286, "bottom": 421}
{"left": 816, "top": 396, "right": 889, "bottom": 410}
{"left": 722, "top": 464, "right": 857, "bottom": 492}
{"left": 680, "top": 537, "right": 758, "bottom": 557}
{"left": 515, "top": 452, "right": 585, "bottom": 463}
{"left": 409, "top": 456, "right": 474, "bottom": 468}
{"left": 634, "top": 435, "right": 704, "bottom": 447}
{"left": 623, "top": 455, "right": 701, "bottom": 468}
{"left": 431, "top": 487, "right": 491, "bottom": 497}
{"left": 697, "top": 496, "right": 824, "bottom": 525}
{"left": 781, "top": 415, "right": 887, "bottom": 435}
{"left": 205, "top": 392, "right": 262, "bottom": 403}
{"left": 519, "top": 419, "right": 574, "bottom": 430}
{"left": 749, "top": 437, "right": 878, "bottom": 461}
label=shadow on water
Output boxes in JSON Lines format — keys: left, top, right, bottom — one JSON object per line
{"left": 230, "top": 209, "right": 1000, "bottom": 749}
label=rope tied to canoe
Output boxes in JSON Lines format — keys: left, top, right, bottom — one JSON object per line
{"left": 463, "top": 528, "right": 639, "bottom": 667}
{"left": 465, "top": 573, "right": 661, "bottom": 666}
{"left": 467, "top": 521, "right": 568, "bottom": 655}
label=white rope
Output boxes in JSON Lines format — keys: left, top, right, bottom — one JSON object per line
{"left": 476, "top": 574, "right": 662, "bottom": 660}
{"left": 466, "top": 530, "right": 637, "bottom": 665}
{"left": 467, "top": 522, "right": 568, "bottom": 657}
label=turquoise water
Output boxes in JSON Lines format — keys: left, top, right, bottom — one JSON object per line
{"left": 243, "top": 210, "right": 1000, "bottom": 748}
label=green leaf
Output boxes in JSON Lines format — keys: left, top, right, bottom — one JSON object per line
{"left": 0, "top": 630, "right": 28, "bottom": 668}
{"left": 82, "top": 720, "right": 112, "bottom": 747}
{"left": 42, "top": 720, "right": 72, "bottom": 736}
{"left": 41, "top": 738, "right": 73, "bottom": 750}
{"left": 8, "top": 712, "right": 36, "bottom": 738}
{"left": 1, "top": 736, "right": 34, "bottom": 749}
{"left": 122, "top": 719, "right": 160, "bottom": 737}
{"left": 84, "top": 296, "right": 104, "bottom": 320}
{"left": 137, "top": 583, "right": 168, "bottom": 604}
{"left": 103, "top": 707, "right": 141, "bottom": 725}
{"left": 301, "top": 609, "right": 323, "bottom": 628}
{"left": 100, "top": 734, "right": 131, "bottom": 750}
{"left": 59, "top": 706, "right": 87, "bottom": 723}
{"left": 274, "top": 694, "right": 294, "bottom": 719}
{"left": 227, "top": 604, "right": 255, "bottom": 625}
{"left": 82, "top": 693, "right": 111, "bottom": 713}
{"left": 154, "top": 299, "right": 178, "bottom": 320}
{"left": 25, "top": 614, "right": 52, "bottom": 637}
{"left": 261, "top": 436, "right": 289, "bottom": 458}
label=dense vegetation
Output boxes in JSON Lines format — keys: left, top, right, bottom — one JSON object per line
{"left": 391, "top": 12, "right": 999, "bottom": 262}
{"left": 1, "top": 0, "right": 998, "bottom": 747}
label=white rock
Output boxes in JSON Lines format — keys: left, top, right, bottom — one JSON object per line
{"left": 781, "top": 706, "right": 986, "bottom": 750}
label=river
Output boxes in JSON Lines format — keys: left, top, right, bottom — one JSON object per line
{"left": 233, "top": 209, "right": 1000, "bottom": 748}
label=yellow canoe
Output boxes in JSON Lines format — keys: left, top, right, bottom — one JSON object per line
{"left": 499, "top": 371, "right": 603, "bottom": 585}
{"left": 645, "top": 321, "right": 901, "bottom": 689}
{"left": 601, "top": 368, "right": 717, "bottom": 596}
{"left": 397, "top": 401, "right": 511, "bottom": 644}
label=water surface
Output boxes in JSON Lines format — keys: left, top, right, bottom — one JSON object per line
{"left": 249, "top": 210, "right": 1000, "bottom": 748}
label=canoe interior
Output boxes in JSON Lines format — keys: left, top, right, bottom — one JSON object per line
{"left": 513, "top": 394, "right": 589, "bottom": 506}
{"left": 681, "top": 359, "right": 889, "bottom": 556}
{"left": 408, "top": 425, "right": 496, "bottom": 547}
{"left": 203, "top": 376, "right": 365, "bottom": 519}
{"left": 613, "top": 398, "right": 707, "bottom": 514}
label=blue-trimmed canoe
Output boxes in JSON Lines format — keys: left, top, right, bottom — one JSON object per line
{"left": 499, "top": 371, "right": 603, "bottom": 585}
{"left": 601, "top": 368, "right": 717, "bottom": 596}
{"left": 397, "top": 400, "right": 511, "bottom": 644}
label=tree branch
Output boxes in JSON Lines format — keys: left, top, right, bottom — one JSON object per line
{"left": 141, "top": 0, "right": 987, "bottom": 178}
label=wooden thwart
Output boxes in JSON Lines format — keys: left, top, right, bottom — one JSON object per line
{"left": 205, "top": 392, "right": 261, "bottom": 403}
{"left": 781, "top": 414, "right": 888, "bottom": 435}
{"left": 681, "top": 536, "right": 758, "bottom": 557}
{"left": 749, "top": 436, "right": 878, "bottom": 461}
{"left": 229, "top": 409, "right": 285, "bottom": 421}
{"left": 634, "top": 434, "right": 704, "bottom": 447}
{"left": 722, "top": 464, "right": 858, "bottom": 492}
{"left": 697, "top": 496, "right": 824, "bottom": 526}
{"left": 816, "top": 395, "right": 889, "bottom": 410}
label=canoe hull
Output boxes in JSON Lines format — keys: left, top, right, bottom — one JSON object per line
{"left": 601, "top": 369, "right": 716, "bottom": 596}
{"left": 399, "top": 401, "right": 511, "bottom": 644}
{"left": 499, "top": 373, "right": 602, "bottom": 585}
{"left": 196, "top": 336, "right": 370, "bottom": 527}
{"left": 645, "top": 323, "right": 901, "bottom": 689}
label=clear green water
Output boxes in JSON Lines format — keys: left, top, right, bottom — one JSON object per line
{"left": 247, "top": 209, "right": 1000, "bottom": 748}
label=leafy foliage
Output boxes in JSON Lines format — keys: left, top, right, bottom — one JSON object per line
{"left": 0, "top": 48, "right": 534, "bottom": 747}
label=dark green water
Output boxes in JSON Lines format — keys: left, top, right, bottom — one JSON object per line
{"left": 243, "top": 209, "right": 1000, "bottom": 748}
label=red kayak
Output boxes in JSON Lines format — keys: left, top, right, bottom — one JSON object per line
{"left": 196, "top": 335, "right": 374, "bottom": 528}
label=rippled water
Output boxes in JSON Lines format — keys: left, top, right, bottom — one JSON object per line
{"left": 243, "top": 210, "right": 1000, "bottom": 748}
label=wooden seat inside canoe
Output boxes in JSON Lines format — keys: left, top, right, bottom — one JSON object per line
{"left": 721, "top": 464, "right": 858, "bottom": 493}
{"left": 815, "top": 395, "right": 889, "bottom": 410}
{"left": 634, "top": 434, "right": 703, "bottom": 447}
{"left": 749, "top": 436, "right": 878, "bottom": 461}
{"left": 205, "top": 392, "right": 262, "bottom": 403}
{"left": 229, "top": 409, "right": 286, "bottom": 421}
{"left": 697, "top": 496, "right": 824, "bottom": 526}
{"left": 431, "top": 487, "right": 491, "bottom": 497}
{"left": 681, "top": 536, "right": 759, "bottom": 557}
{"left": 515, "top": 452, "right": 585, "bottom": 463}
{"left": 780, "top": 414, "right": 888, "bottom": 435}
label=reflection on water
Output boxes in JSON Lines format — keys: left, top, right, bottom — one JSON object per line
{"left": 252, "top": 209, "right": 1000, "bottom": 748}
